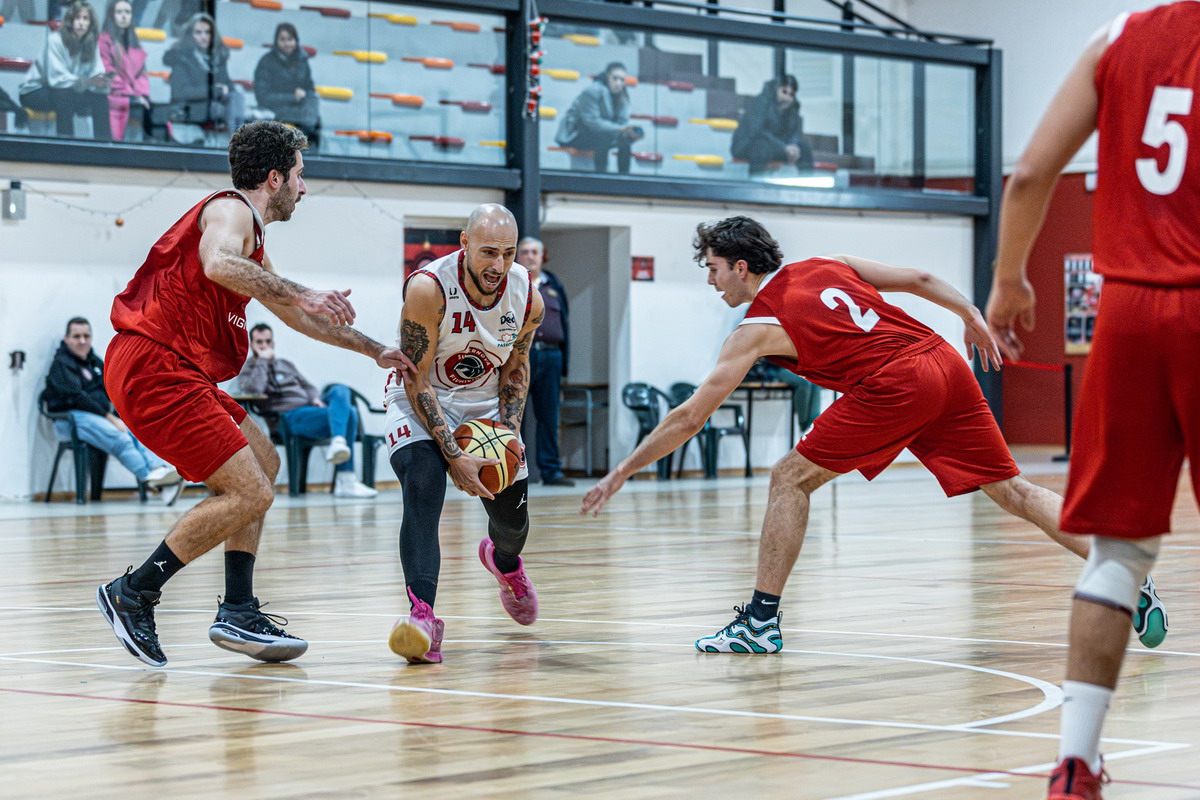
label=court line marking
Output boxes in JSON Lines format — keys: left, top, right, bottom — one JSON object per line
{"left": 3, "top": 685, "right": 1192, "bottom": 792}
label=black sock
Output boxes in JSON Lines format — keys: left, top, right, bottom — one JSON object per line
{"left": 492, "top": 550, "right": 520, "bottom": 574}
{"left": 127, "top": 540, "right": 186, "bottom": 593}
{"left": 749, "top": 589, "right": 781, "bottom": 620}
{"left": 224, "top": 550, "right": 256, "bottom": 605}
{"left": 408, "top": 580, "right": 437, "bottom": 609}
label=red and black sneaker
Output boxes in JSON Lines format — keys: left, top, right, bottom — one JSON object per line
{"left": 1048, "top": 757, "right": 1108, "bottom": 800}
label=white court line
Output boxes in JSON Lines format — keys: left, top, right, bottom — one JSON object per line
{"left": 823, "top": 744, "right": 1191, "bottom": 800}
{"left": 2, "top": 606, "right": 1194, "bottom": 658}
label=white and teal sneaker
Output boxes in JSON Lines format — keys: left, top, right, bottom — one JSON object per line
{"left": 1134, "top": 575, "right": 1168, "bottom": 649}
{"left": 695, "top": 605, "right": 783, "bottom": 654}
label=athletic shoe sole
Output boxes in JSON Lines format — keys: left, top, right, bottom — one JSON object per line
{"left": 96, "top": 584, "right": 167, "bottom": 667}
{"left": 208, "top": 623, "right": 308, "bottom": 662}
{"left": 388, "top": 619, "right": 439, "bottom": 663}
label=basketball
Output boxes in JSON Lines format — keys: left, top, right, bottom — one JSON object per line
{"left": 453, "top": 419, "right": 523, "bottom": 494}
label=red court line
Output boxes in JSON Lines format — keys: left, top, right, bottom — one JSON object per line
{"left": 0, "top": 686, "right": 1195, "bottom": 791}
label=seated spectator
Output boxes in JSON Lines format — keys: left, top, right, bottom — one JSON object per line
{"left": 254, "top": 23, "right": 320, "bottom": 146}
{"left": 99, "top": 0, "right": 152, "bottom": 141}
{"left": 163, "top": 13, "right": 245, "bottom": 131}
{"left": 152, "top": 0, "right": 200, "bottom": 36}
{"left": 238, "top": 323, "right": 378, "bottom": 499}
{"left": 555, "top": 61, "right": 643, "bottom": 174}
{"left": 44, "top": 317, "right": 183, "bottom": 504}
{"left": 731, "top": 74, "right": 814, "bottom": 176}
{"left": 18, "top": 0, "right": 113, "bottom": 140}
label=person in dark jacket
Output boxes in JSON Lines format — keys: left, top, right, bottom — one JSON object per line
{"left": 517, "top": 237, "right": 574, "bottom": 486}
{"left": 254, "top": 23, "right": 320, "bottom": 146}
{"left": 731, "top": 75, "right": 814, "bottom": 176}
{"left": 554, "top": 61, "right": 643, "bottom": 173}
{"left": 163, "top": 12, "right": 244, "bottom": 130}
{"left": 44, "top": 318, "right": 183, "bottom": 502}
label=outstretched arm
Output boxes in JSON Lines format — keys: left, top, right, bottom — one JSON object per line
{"left": 198, "top": 197, "right": 357, "bottom": 327}
{"left": 987, "top": 25, "right": 1107, "bottom": 360}
{"left": 827, "top": 254, "right": 1002, "bottom": 371}
{"left": 257, "top": 253, "right": 414, "bottom": 374}
{"left": 497, "top": 290, "right": 544, "bottom": 431}
{"left": 581, "top": 325, "right": 775, "bottom": 516}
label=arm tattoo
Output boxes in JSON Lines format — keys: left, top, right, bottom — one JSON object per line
{"left": 400, "top": 319, "right": 430, "bottom": 365}
{"left": 498, "top": 329, "right": 534, "bottom": 429}
{"left": 415, "top": 389, "right": 462, "bottom": 459}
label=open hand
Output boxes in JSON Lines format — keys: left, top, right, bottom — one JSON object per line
{"left": 985, "top": 279, "right": 1036, "bottom": 362}
{"left": 963, "top": 309, "right": 1003, "bottom": 372}
{"left": 581, "top": 470, "right": 626, "bottom": 516}
{"left": 301, "top": 288, "right": 355, "bottom": 327}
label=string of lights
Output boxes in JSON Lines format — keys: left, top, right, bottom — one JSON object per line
{"left": 22, "top": 173, "right": 190, "bottom": 226}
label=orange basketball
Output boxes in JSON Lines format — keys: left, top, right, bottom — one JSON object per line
{"left": 452, "top": 419, "right": 522, "bottom": 494}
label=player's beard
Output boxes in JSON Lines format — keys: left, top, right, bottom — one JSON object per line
{"left": 464, "top": 254, "right": 501, "bottom": 297}
{"left": 266, "top": 183, "right": 298, "bottom": 222}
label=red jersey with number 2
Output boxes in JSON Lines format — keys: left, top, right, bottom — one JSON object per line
{"left": 110, "top": 190, "right": 263, "bottom": 382}
{"left": 742, "top": 258, "right": 938, "bottom": 393}
{"left": 1094, "top": 3, "right": 1200, "bottom": 285}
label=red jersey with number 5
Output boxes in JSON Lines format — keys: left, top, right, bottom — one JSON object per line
{"left": 110, "top": 190, "right": 263, "bottom": 382}
{"left": 1094, "top": 3, "right": 1200, "bottom": 285}
{"left": 740, "top": 258, "right": 937, "bottom": 393}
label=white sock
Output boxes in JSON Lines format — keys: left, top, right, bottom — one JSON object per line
{"left": 1059, "top": 680, "right": 1112, "bottom": 774}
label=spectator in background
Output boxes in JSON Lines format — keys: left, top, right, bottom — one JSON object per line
{"left": 238, "top": 323, "right": 378, "bottom": 498}
{"left": 517, "top": 237, "right": 574, "bottom": 487}
{"left": 45, "top": 317, "right": 184, "bottom": 504}
{"left": 152, "top": 0, "right": 201, "bottom": 36}
{"left": 164, "top": 13, "right": 245, "bottom": 131}
{"left": 18, "top": 0, "right": 112, "bottom": 140}
{"left": 254, "top": 23, "right": 320, "bottom": 146}
{"left": 99, "top": 0, "right": 151, "bottom": 141}
{"left": 555, "top": 61, "right": 643, "bottom": 174}
{"left": 731, "top": 75, "right": 813, "bottom": 177}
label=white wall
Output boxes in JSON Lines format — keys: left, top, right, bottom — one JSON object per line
{"left": 901, "top": 0, "right": 1172, "bottom": 171}
{"left": 0, "top": 160, "right": 500, "bottom": 500}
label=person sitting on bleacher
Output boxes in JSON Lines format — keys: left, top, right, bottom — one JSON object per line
{"left": 238, "top": 323, "right": 378, "bottom": 498}
{"left": 254, "top": 23, "right": 320, "bottom": 147}
{"left": 731, "top": 74, "right": 814, "bottom": 177}
{"left": 44, "top": 317, "right": 184, "bottom": 504}
{"left": 555, "top": 61, "right": 643, "bottom": 174}
{"left": 163, "top": 12, "right": 244, "bottom": 132}
{"left": 98, "top": 0, "right": 151, "bottom": 141}
{"left": 18, "top": 0, "right": 113, "bottom": 140}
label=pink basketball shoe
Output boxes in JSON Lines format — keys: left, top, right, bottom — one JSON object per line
{"left": 478, "top": 539, "right": 538, "bottom": 625}
{"left": 389, "top": 588, "right": 444, "bottom": 664}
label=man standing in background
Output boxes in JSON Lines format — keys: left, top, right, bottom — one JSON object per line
{"left": 518, "top": 237, "right": 574, "bottom": 487}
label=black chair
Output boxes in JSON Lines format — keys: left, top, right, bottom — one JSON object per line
{"left": 669, "top": 382, "right": 750, "bottom": 478}
{"left": 620, "top": 383, "right": 674, "bottom": 480}
{"left": 771, "top": 370, "right": 822, "bottom": 439}
{"left": 39, "top": 390, "right": 147, "bottom": 504}
{"left": 323, "top": 384, "right": 387, "bottom": 490}
{"left": 666, "top": 382, "right": 710, "bottom": 478}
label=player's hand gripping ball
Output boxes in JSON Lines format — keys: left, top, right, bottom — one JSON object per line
{"left": 453, "top": 419, "right": 522, "bottom": 494}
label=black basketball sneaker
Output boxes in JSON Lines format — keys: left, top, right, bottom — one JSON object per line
{"left": 96, "top": 569, "right": 168, "bottom": 667}
{"left": 208, "top": 597, "right": 308, "bottom": 662}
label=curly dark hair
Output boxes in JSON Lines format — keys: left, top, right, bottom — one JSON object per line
{"left": 693, "top": 216, "right": 783, "bottom": 275}
{"left": 228, "top": 120, "right": 308, "bottom": 190}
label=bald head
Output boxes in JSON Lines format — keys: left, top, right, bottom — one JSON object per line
{"left": 465, "top": 203, "right": 517, "bottom": 237}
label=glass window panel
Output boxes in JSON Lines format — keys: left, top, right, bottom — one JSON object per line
{"left": 853, "top": 56, "right": 914, "bottom": 186}
{"left": 925, "top": 62, "right": 975, "bottom": 193}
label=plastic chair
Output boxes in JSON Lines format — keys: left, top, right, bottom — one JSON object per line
{"left": 620, "top": 382, "right": 673, "bottom": 480}
{"left": 667, "top": 382, "right": 710, "bottom": 478}
{"left": 39, "top": 390, "right": 147, "bottom": 504}
{"left": 321, "top": 383, "right": 386, "bottom": 489}
{"left": 669, "top": 382, "right": 750, "bottom": 478}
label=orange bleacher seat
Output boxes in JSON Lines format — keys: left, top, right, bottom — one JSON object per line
{"left": 223, "top": 37, "right": 244, "bottom": 50}
{"left": 439, "top": 99, "right": 492, "bottom": 114}
{"left": 335, "top": 129, "right": 392, "bottom": 143}
{"left": 1, "top": 15, "right": 8, "bottom": 27}
{"left": 0, "top": 57, "right": 32, "bottom": 71}
{"left": 300, "top": 5, "right": 350, "bottom": 17}
{"left": 631, "top": 113, "right": 677, "bottom": 127}
{"left": 409, "top": 135, "right": 465, "bottom": 149}
{"left": 370, "top": 92, "right": 424, "bottom": 108}
{"left": 401, "top": 56, "right": 453, "bottom": 69}
{"left": 250, "top": 0, "right": 282, "bottom": 9}
{"left": 468, "top": 63, "right": 505, "bottom": 75}
{"left": 433, "top": 20, "right": 480, "bottom": 33}
{"left": 632, "top": 152, "right": 663, "bottom": 163}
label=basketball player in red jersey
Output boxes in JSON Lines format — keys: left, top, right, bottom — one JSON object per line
{"left": 581, "top": 215, "right": 1165, "bottom": 657}
{"left": 96, "top": 121, "right": 415, "bottom": 667}
{"left": 987, "top": 5, "right": 1199, "bottom": 797}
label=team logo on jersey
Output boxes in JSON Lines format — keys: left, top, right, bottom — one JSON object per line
{"left": 438, "top": 340, "right": 501, "bottom": 386}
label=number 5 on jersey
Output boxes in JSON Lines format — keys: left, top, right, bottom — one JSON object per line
{"left": 821, "top": 287, "right": 880, "bottom": 332}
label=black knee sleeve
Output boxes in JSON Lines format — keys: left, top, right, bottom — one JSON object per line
{"left": 481, "top": 478, "right": 530, "bottom": 560}
{"left": 390, "top": 441, "right": 448, "bottom": 606}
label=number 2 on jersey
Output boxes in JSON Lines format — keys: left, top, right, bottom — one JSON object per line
{"left": 1137, "top": 85, "right": 1194, "bottom": 196}
{"left": 821, "top": 288, "right": 879, "bottom": 332}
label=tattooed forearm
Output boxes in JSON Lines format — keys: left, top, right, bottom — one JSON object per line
{"left": 498, "top": 360, "right": 530, "bottom": 429}
{"left": 400, "top": 319, "right": 430, "bottom": 366}
{"left": 415, "top": 389, "right": 462, "bottom": 459}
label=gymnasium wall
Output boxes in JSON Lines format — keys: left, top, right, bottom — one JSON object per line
{"left": 0, "top": 162, "right": 973, "bottom": 499}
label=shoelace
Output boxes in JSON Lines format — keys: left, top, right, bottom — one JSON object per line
{"left": 505, "top": 573, "right": 531, "bottom": 599}
{"left": 220, "top": 597, "right": 292, "bottom": 635}
{"left": 721, "top": 604, "right": 752, "bottom": 633}
{"left": 130, "top": 596, "right": 160, "bottom": 637}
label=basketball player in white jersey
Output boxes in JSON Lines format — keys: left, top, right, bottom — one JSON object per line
{"left": 383, "top": 204, "right": 544, "bottom": 664}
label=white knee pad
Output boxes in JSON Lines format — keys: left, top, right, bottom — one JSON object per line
{"left": 1074, "top": 536, "right": 1162, "bottom": 614}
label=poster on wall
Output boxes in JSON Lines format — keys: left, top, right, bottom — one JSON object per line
{"left": 1064, "top": 252, "right": 1101, "bottom": 355}
{"left": 631, "top": 256, "right": 655, "bottom": 281}
{"left": 404, "top": 229, "right": 461, "bottom": 279}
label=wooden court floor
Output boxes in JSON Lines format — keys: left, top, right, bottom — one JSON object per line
{"left": 0, "top": 464, "right": 1197, "bottom": 799}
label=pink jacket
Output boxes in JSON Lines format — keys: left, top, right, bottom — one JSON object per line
{"left": 98, "top": 32, "right": 149, "bottom": 97}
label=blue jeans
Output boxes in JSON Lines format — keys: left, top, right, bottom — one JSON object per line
{"left": 524, "top": 346, "right": 565, "bottom": 481}
{"left": 54, "top": 411, "right": 166, "bottom": 482}
{"left": 281, "top": 384, "right": 358, "bottom": 472}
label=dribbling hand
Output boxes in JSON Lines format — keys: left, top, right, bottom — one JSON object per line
{"left": 447, "top": 451, "right": 501, "bottom": 500}
{"left": 301, "top": 288, "right": 356, "bottom": 327}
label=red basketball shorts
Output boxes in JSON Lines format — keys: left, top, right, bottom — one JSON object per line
{"left": 1062, "top": 281, "right": 1200, "bottom": 538}
{"left": 796, "top": 337, "right": 1018, "bottom": 496}
{"left": 105, "top": 332, "right": 249, "bottom": 483}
